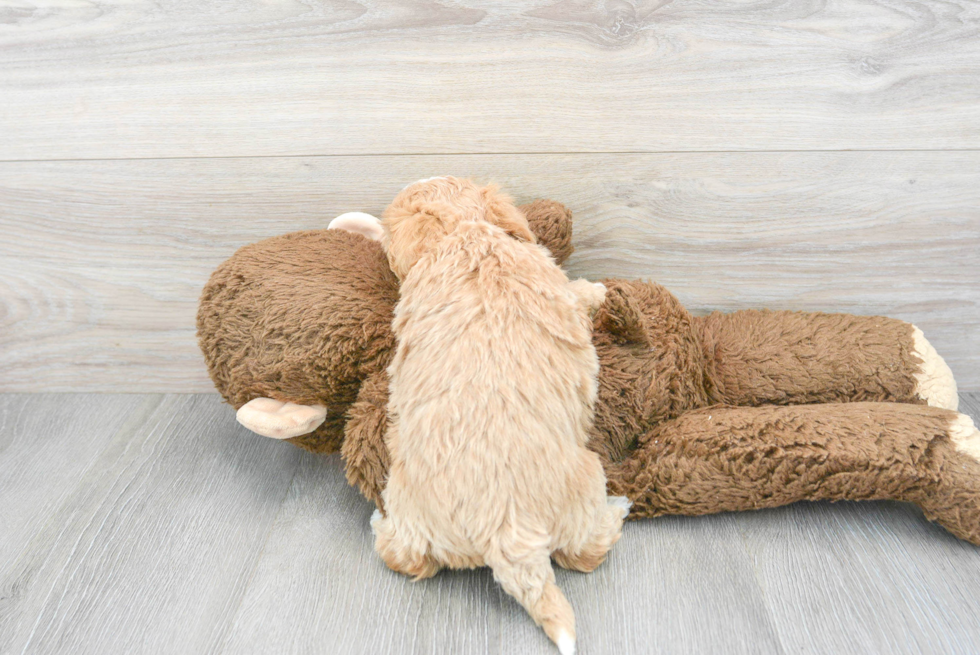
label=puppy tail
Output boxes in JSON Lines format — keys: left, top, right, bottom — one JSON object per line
{"left": 486, "top": 549, "right": 576, "bottom": 654}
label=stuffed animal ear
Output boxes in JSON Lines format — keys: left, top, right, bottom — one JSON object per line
{"left": 328, "top": 212, "right": 384, "bottom": 242}
{"left": 482, "top": 185, "right": 536, "bottom": 243}
{"left": 521, "top": 200, "right": 574, "bottom": 265}
{"left": 236, "top": 398, "right": 327, "bottom": 439}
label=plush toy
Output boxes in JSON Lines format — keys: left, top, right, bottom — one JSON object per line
{"left": 197, "top": 196, "right": 980, "bottom": 545}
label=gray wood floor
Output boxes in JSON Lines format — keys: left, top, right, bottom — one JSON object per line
{"left": 1, "top": 392, "right": 979, "bottom": 655}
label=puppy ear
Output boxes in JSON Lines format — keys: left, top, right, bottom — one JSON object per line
{"left": 482, "top": 185, "right": 536, "bottom": 243}
{"left": 381, "top": 200, "right": 460, "bottom": 279}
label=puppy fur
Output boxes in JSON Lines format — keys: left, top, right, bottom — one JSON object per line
{"left": 374, "top": 178, "right": 626, "bottom": 653}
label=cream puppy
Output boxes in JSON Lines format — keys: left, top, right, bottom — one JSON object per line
{"left": 373, "top": 177, "right": 628, "bottom": 654}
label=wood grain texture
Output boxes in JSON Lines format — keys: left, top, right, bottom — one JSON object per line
{"left": 1, "top": 0, "right": 979, "bottom": 160}
{"left": 1, "top": 152, "right": 977, "bottom": 392}
{"left": 0, "top": 394, "right": 147, "bottom": 571}
{"left": 741, "top": 501, "right": 980, "bottom": 653}
{"left": 3, "top": 393, "right": 979, "bottom": 655}
{"left": 0, "top": 393, "right": 159, "bottom": 655}
{"left": 0, "top": 394, "right": 302, "bottom": 655}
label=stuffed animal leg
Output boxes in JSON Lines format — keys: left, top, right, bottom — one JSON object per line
{"left": 606, "top": 402, "right": 980, "bottom": 544}
{"left": 696, "top": 309, "right": 958, "bottom": 410}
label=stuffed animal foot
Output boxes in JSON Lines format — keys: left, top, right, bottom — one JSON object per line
{"left": 236, "top": 398, "right": 327, "bottom": 439}
{"left": 327, "top": 212, "right": 384, "bottom": 242}
{"left": 911, "top": 326, "right": 958, "bottom": 410}
{"left": 914, "top": 412, "right": 980, "bottom": 543}
{"left": 950, "top": 413, "right": 980, "bottom": 461}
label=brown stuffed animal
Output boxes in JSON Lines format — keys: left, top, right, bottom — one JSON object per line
{"left": 197, "top": 192, "right": 980, "bottom": 545}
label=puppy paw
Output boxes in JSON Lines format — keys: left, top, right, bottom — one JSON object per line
{"left": 568, "top": 278, "right": 607, "bottom": 313}
{"left": 236, "top": 398, "right": 327, "bottom": 439}
{"left": 370, "top": 508, "right": 384, "bottom": 535}
{"left": 607, "top": 495, "right": 632, "bottom": 519}
{"left": 328, "top": 212, "right": 384, "bottom": 242}
{"left": 584, "top": 280, "right": 607, "bottom": 307}
{"left": 911, "top": 326, "right": 958, "bottom": 410}
{"left": 590, "top": 282, "right": 607, "bottom": 305}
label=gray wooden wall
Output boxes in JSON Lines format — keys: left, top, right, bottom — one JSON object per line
{"left": 1, "top": 1, "right": 978, "bottom": 392}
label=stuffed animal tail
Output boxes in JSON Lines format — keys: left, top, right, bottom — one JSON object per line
{"left": 485, "top": 550, "right": 576, "bottom": 655}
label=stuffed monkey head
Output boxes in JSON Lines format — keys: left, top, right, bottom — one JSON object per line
{"left": 197, "top": 192, "right": 574, "bottom": 455}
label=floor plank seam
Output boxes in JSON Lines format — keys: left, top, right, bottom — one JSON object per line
{"left": 4, "top": 147, "right": 980, "bottom": 165}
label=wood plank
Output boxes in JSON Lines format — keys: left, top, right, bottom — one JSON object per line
{"left": 0, "top": 393, "right": 159, "bottom": 653}
{"left": 221, "top": 450, "right": 784, "bottom": 655}
{"left": 1, "top": 0, "right": 979, "bottom": 160}
{"left": 960, "top": 392, "right": 980, "bottom": 424}
{"left": 1, "top": 152, "right": 976, "bottom": 391}
{"left": 221, "top": 453, "right": 519, "bottom": 655}
{"left": 553, "top": 512, "right": 785, "bottom": 655}
{"left": 736, "top": 499, "right": 980, "bottom": 653}
{"left": 0, "top": 393, "right": 302, "bottom": 655}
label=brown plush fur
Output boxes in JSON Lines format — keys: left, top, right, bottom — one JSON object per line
{"left": 609, "top": 403, "right": 959, "bottom": 516}
{"left": 198, "top": 226, "right": 399, "bottom": 453}
{"left": 697, "top": 309, "right": 922, "bottom": 407}
{"left": 197, "top": 195, "right": 979, "bottom": 547}
{"left": 373, "top": 179, "right": 623, "bottom": 650}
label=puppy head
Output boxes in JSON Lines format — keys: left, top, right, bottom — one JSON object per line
{"left": 381, "top": 176, "right": 536, "bottom": 280}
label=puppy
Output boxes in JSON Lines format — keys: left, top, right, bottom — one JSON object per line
{"left": 372, "top": 177, "right": 628, "bottom": 655}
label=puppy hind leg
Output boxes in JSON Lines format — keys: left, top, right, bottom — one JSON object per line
{"left": 553, "top": 497, "right": 628, "bottom": 574}
{"left": 486, "top": 547, "right": 577, "bottom": 655}
{"left": 371, "top": 510, "right": 441, "bottom": 581}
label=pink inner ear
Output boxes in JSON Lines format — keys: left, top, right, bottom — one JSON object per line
{"left": 328, "top": 212, "right": 385, "bottom": 242}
